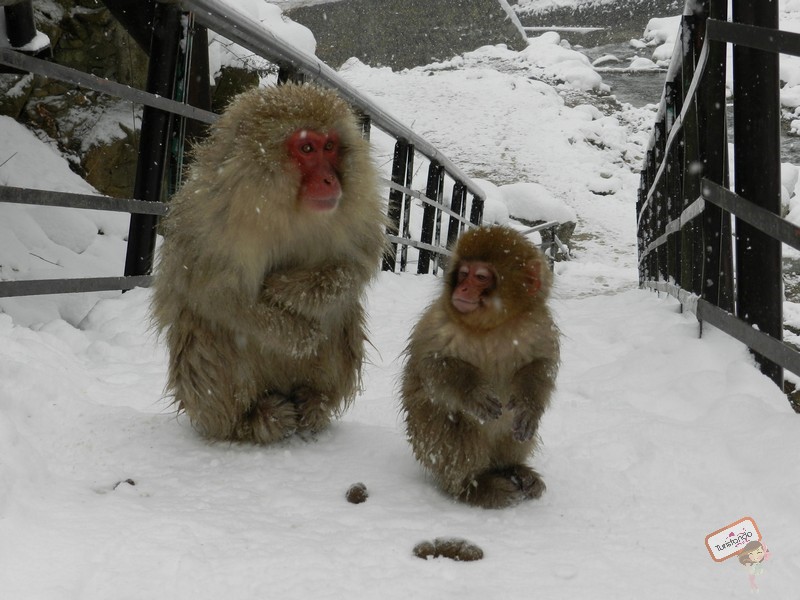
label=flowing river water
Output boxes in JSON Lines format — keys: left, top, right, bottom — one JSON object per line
{"left": 565, "top": 30, "right": 800, "bottom": 164}
{"left": 516, "top": 0, "right": 800, "bottom": 163}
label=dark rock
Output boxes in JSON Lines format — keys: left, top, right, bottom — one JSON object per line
{"left": 345, "top": 482, "right": 369, "bottom": 504}
{"left": 0, "top": 0, "right": 147, "bottom": 196}
{"left": 212, "top": 66, "right": 260, "bottom": 114}
{"left": 413, "top": 537, "right": 484, "bottom": 561}
{"left": 0, "top": 73, "right": 34, "bottom": 119}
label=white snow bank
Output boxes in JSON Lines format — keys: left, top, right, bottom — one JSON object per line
{"left": 470, "top": 178, "right": 510, "bottom": 226}
{"left": 500, "top": 181, "right": 577, "bottom": 224}
{"left": 0, "top": 117, "right": 129, "bottom": 327}
{"left": 339, "top": 47, "right": 645, "bottom": 275}
{"left": 1, "top": 275, "right": 799, "bottom": 599}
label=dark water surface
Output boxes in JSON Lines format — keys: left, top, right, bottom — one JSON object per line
{"left": 561, "top": 24, "right": 800, "bottom": 163}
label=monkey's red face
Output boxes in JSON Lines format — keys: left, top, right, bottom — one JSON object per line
{"left": 287, "top": 129, "right": 343, "bottom": 212}
{"left": 451, "top": 261, "right": 496, "bottom": 314}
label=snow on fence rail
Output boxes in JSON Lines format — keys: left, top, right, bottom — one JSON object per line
{"left": 0, "top": 0, "right": 543, "bottom": 299}
{"left": 637, "top": 0, "right": 800, "bottom": 390}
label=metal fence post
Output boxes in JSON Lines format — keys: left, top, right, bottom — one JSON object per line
{"left": 399, "top": 145, "right": 415, "bottom": 272}
{"left": 382, "top": 139, "right": 413, "bottom": 272}
{"left": 697, "top": 0, "right": 734, "bottom": 312}
{"left": 418, "top": 162, "right": 444, "bottom": 274}
{"left": 4, "top": 1, "right": 38, "bottom": 48}
{"left": 447, "top": 182, "right": 467, "bottom": 250}
{"left": 124, "top": 2, "right": 182, "bottom": 278}
{"left": 664, "top": 78, "right": 681, "bottom": 288}
{"left": 468, "top": 193, "right": 484, "bottom": 226}
{"left": 731, "top": 0, "right": 782, "bottom": 385}
{"left": 679, "top": 14, "right": 705, "bottom": 296}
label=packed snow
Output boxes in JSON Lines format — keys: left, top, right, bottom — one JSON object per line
{"left": 1, "top": 1, "right": 800, "bottom": 598}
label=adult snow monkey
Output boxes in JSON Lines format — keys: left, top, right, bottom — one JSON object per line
{"left": 401, "top": 226, "right": 560, "bottom": 508}
{"left": 152, "top": 83, "right": 386, "bottom": 444}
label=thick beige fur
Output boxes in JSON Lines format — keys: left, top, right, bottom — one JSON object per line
{"left": 151, "top": 83, "right": 386, "bottom": 443}
{"left": 401, "top": 226, "right": 560, "bottom": 508}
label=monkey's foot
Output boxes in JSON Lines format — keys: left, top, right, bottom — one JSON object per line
{"left": 504, "top": 464, "right": 546, "bottom": 500}
{"left": 234, "top": 393, "right": 298, "bottom": 444}
{"left": 291, "top": 386, "right": 333, "bottom": 434}
{"left": 459, "top": 465, "right": 545, "bottom": 509}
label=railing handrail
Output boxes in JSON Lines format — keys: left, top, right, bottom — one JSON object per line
{"left": 0, "top": 47, "right": 217, "bottom": 124}
{"left": 0, "top": 185, "right": 168, "bottom": 216}
{"left": 176, "top": 0, "right": 486, "bottom": 204}
{"left": 0, "top": 0, "right": 503, "bottom": 299}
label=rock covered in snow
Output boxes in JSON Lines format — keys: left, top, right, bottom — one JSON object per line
{"left": 572, "top": 104, "right": 604, "bottom": 121}
{"left": 592, "top": 54, "right": 621, "bottom": 67}
{"left": 473, "top": 178, "right": 577, "bottom": 250}
{"left": 500, "top": 181, "right": 577, "bottom": 225}
{"left": 642, "top": 15, "right": 681, "bottom": 67}
{"left": 782, "top": 162, "right": 800, "bottom": 224}
{"left": 523, "top": 32, "right": 607, "bottom": 92}
{"left": 628, "top": 57, "right": 659, "bottom": 71}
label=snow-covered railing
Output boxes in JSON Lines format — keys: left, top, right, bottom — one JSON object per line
{"left": 637, "top": 0, "right": 800, "bottom": 391}
{"left": 0, "top": 0, "right": 496, "bottom": 301}
{"left": 177, "top": 0, "right": 488, "bottom": 275}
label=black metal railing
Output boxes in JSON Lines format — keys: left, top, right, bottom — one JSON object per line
{"left": 637, "top": 0, "right": 800, "bottom": 390}
{"left": 0, "top": 0, "right": 517, "bottom": 301}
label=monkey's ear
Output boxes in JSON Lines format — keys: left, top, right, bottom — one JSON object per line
{"left": 524, "top": 260, "right": 542, "bottom": 295}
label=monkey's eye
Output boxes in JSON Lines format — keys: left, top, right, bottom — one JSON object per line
{"left": 324, "top": 140, "right": 336, "bottom": 151}
{"left": 475, "top": 267, "right": 492, "bottom": 283}
{"left": 301, "top": 143, "right": 314, "bottom": 153}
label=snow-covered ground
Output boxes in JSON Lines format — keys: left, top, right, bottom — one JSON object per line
{"left": 1, "top": 2, "right": 800, "bottom": 598}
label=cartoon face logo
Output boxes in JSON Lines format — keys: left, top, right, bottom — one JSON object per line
{"left": 738, "top": 541, "right": 766, "bottom": 566}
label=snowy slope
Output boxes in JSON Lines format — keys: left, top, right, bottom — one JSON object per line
{"left": 1, "top": 5, "right": 800, "bottom": 599}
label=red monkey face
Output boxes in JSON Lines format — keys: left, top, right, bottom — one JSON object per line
{"left": 451, "top": 261, "right": 496, "bottom": 314}
{"left": 286, "top": 128, "right": 343, "bottom": 212}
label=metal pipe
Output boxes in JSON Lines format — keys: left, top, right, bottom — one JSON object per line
{"left": 4, "top": 0, "right": 37, "bottom": 48}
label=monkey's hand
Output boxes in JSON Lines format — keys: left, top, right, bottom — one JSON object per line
{"left": 254, "top": 301, "right": 325, "bottom": 357}
{"left": 173, "top": 263, "right": 325, "bottom": 357}
{"left": 460, "top": 385, "right": 503, "bottom": 423}
{"left": 262, "top": 264, "right": 359, "bottom": 317}
{"left": 509, "top": 403, "right": 538, "bottom": 442}
{"left": 416, "top": 356, "right": 501, "bottom": 422}
{"left": 508, "top": 359, "right": 557, "bottom": 441}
